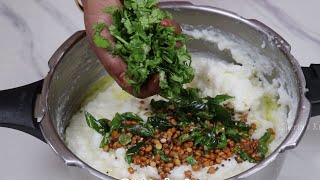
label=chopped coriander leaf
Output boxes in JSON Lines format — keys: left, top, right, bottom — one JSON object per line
{"left": 217, "top": 133, "right": 228, "bottom": 149}
{"left": 93, "top": 0, "right": 194, "bottom": 97}
{"left": 103, "top": 6, "right": 117, "bottom": 14}
{"left": 175, "top": 134, "right": 190, "bottom": 143}
{"left": 185, "top": 156, "right": 198, "bottom": 165}
{"left": 257, "top": 129, "right": 274, "bottom": 159}
{"left": 194, "top": 136, "right": 205, "bottom": 146}
{"left": 235, "top": 146, "right": 257, "bottom": 163}
{"left": 153, "top": 149, "right": 170, "bottom": 162}
{"left": 202, "top": 130, "right": 218, "bottom": 151}
{"left": 92, "top": 23, "right": 111, "bottom": 49}
{"left": 119, "top": 134, "right": 132, "bottom": 145}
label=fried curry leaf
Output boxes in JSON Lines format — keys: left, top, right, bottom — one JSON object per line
{"left": 147, "top": 114, "right": 172, "bottom": 131}
{"left": 125, "top": 124, "right": 154, "bottom": 137}
{"left": 98, "top": 118, "right": 110, "bottom": 131}
{"left": 126, "top": 141, "right": 145, "bottom": 164}
{"left": 206, "top": 95, "right": 234, "bottom": 126}
{"left": 180, "top": 100, "right": 207, "bottom": 114}
{"left": 211, "top": 104, "right": 232, "bottom": 123}
{"left": 120, "top": 112, "right": 144, "bottom": 122}
{"left": 110, "top": 113, "right": 124, "bottom": 132}
{"left": 99, "top": 132, "right": 111, "bottom": 148}
{"left": 150, "top": 99, "right": 170, "bottom": 111}
{"left": 84, "top": 111, "right": 110, "bottom": 135}
{"left": 196, "top": 111, "right": 214, "bottom": 120}
{"left": 179, "top": 88, "right": 200, "bottom": 100}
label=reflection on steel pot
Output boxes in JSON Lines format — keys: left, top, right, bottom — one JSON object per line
{"left": 0, "top": 2, "right": 319, "bottom": 180}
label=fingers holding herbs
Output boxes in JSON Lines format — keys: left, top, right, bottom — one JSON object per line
{"left": 84, "top": 0, "right": 139, "bottom": 95}
{"left": 84, "top": 0, "right": 193, "bottom": 98}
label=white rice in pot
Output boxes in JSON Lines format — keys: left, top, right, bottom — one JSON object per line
{"left": 65, "top": 27, "right": 296, "bottom": 180}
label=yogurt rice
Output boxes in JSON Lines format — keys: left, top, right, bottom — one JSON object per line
{"left": 65, "top": 27, "right": 295, "bottom": 180}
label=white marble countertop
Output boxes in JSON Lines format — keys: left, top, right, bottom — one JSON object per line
{"left": 0, "top": 0, "right": 319, "bottom": 179}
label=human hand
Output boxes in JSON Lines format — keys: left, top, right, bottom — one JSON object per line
{"left": 83, "top": 0, "right": 182, "bottom": 98}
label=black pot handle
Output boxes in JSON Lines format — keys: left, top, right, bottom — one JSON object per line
{"left": 302, "top": 64, "right": 320, "bottom": 117}
{"left": 0, "top": 80, "right": 45, "bottom": 142}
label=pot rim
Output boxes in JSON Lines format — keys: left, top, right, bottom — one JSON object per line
{"left": 39, "top": 2, "right": 311, "bottom": 180}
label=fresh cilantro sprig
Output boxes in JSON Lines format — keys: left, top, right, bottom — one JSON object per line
{"left": 93, "top": 0, "right": 194, "bottom": 97}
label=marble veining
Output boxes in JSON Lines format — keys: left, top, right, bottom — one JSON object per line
{"left": 33, "top": 0, "right": 78, "bottom": 32}
{"left": 171, "top": 0, "right": 320, "bottom": 65}
{"left": 256, "top": 0, "right": 320, "bottom": 45}
{"left": 0, "top": 2, "right": 44, "bottom": 77}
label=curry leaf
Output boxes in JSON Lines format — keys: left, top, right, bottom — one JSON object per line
{"left": 126, "top": 141, "right": 145, "bottom": 163}
{"left": 95, "top": 0, "right": 194, "bottom": 97}
{"left": 120, "top": 112, "right": 144, "bottom": 122}
{"left": 147, "top": 114, "right": 172, "bottom": 131}
{"left": 179, "top": 88, "right": 200, "bottom": 100}
{"left": 84, "top": 111, "right": 110, "bottom": 135}
{"left": 150, "top": 99, "right": 169, "bottom": 111}
{"left": 196, "top": 111, "right": 214, "bottom": 120}
{"left": 99, "top": 132, "right": 111, "bottom": 148}
{"left": 125, "top": 124, "right": 154, "bottom": 137}
{"left": 110, "top": 113, "right": 124, "bottom": 132}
